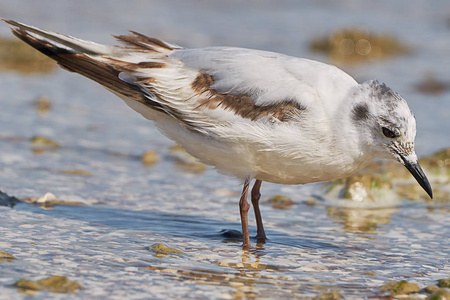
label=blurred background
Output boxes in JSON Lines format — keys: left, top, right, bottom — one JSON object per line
{"left": 0, "top": 1, "right": 449, "bottom": 299}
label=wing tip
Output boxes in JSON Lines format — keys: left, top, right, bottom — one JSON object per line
{"left": 1, "top": 18, "right": 24, "bottom": 29}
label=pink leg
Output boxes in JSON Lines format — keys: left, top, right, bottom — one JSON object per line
{"left": 251, "top": 180, "right": 266, "bottom": 241}
{"left": 239, "top": 176, "right": 252, "bottom": 250}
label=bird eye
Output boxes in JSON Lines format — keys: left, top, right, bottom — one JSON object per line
{"left": 382, "top": 127, "right": 396, "bottom": 138}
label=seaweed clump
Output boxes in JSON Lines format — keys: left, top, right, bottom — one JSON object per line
{"left": 309, "top": 28, "right": 409, "bottom": 64}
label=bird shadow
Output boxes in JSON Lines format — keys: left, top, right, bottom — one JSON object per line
{"left": 4, "top": 198, "right": 350, "bottom": 253}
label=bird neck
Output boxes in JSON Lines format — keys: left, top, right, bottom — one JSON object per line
{"left": 331, "top": 85, "right": 377, "bottom": 168}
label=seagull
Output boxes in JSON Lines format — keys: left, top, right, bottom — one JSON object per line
{"left": 2, "top": 19, "right": 432, "bottom": 250}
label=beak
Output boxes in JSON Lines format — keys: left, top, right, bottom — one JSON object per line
{"left": 399, "top": 153, "right": 433, "bottom": 199}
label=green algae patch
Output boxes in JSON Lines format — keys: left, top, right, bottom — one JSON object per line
{"left": 342, "top": 174, "right": 392, "bottom": 202}
{"left": 13, "top": 276, "right": 83, "bottom": 294}
{"left": 30, "top": 135, "right": 60, "bottom": 154}
{"left": 304, "top": 198, "right": 318, "bottom": 207}
{"left": 313, "top": 290, "right": 343, "bottom": 299}
{"left": 23, "top": 192, "right": 88, "bottom": 208}
{"left": 416, "top": 148, "right": 450, "bottom": 202}
{"left": 61, "top": 169, "right": 92, "bottom": 176}
{"left": 14, "top": 279, "right": 41, "bottom": 294}
{"left": 30, "top": 135, "right": 60, "bottom": 148}
{"left": 425, "top": 285, "right": 440, "bottom": 294}
{"left": 419, "top": 148, "right": 450, "bottom": 178}
{"left": 33, "top": 96, "right": 52, "bottom": 114}
{"left": 363, "top": 271, "right": 376, "bottom": 276}
{"left": 266, "top": 195, "right": 294, "bottom": 209}
{"left": 324, "top": 147, "right": 450, "bottom": 203}
{"left": 428, "top": 289, "right": 450, "bottom": 300}
{"left": 325, "top": 173, "right": 394, "bottom": 203}
{"left": 0, "top": 37, "right": 56, "bottom": 74}
{"left": 151, "top": 243, "right": 183, "bottom": 255}
{"left": 0, "top": 250, "right": 15, "bottom": 259}
{"left": 141, "top": 151, "right": 159, "bottom": 166}
{"left": 309, "top": 28, "right": 409, "bottom": 64}
{"left": 30, "top": 135, "right": 61, "bottom": 154}
{"left": 437, "top": 278, "right": 450, "bottom": 288}
{"left": 380, "top": 280, "right": 420, "bottom": 296}
{"left": 0, "top": 250, "right": 15, "bottom": 264}
{"left": 426, "top": 285, "right": 450, "bottom": 300}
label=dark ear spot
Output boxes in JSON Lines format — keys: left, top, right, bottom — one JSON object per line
{"left": 352, "top": 103, "right": 370, "bottom": 121}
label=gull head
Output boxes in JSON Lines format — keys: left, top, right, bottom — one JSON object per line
{"left": 352, "top": 80, "right": 432, "bottom": 198}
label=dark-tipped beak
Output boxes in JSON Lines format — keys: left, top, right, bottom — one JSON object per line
{"left": 400, "top": 155, "right": 433, "bottom": 199}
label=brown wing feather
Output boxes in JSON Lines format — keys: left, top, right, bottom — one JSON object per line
{"left": 191, "top": 73, "right": 305, "bottom": 122}
{"left": 113, "top": 31, "right": 178, "bottom": 52}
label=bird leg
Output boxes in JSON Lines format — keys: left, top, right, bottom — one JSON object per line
{"left": 251, "top": 179, "right": 266, "bottom": 242}
{"left": 239, "top": 176, "right": 252, "bottom": 250}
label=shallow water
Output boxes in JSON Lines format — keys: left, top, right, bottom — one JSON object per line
{"left": 0, "top": 1, "right": 449, "bottom": 299}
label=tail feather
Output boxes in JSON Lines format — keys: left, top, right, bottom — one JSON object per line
{"left": 2, "top": 18, "right": 112, "bottom": 55}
